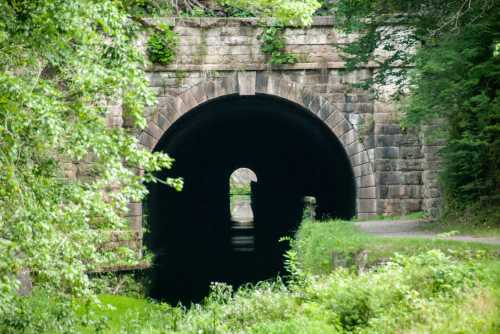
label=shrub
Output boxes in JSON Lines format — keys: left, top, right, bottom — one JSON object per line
{"left": 258, "top": 26, "right": 298, "bottom": 65}
{"left": 147, "top": 26, "right": 178, "bottom": 65}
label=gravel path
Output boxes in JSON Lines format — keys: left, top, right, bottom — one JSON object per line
{"left": 355, "top": 220, "right": 500, "bottom": 245}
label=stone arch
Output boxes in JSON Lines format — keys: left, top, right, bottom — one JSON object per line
{"left": 139, "top": 71, "right": 377, "bottom": 218}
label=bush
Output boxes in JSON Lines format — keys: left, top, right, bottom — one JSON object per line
{"left": 147, "top": 26, "right": 178, "bottom": 65}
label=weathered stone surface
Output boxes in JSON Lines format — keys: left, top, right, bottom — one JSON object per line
{"left": 375, "top": 147, "right": 399, "bottom": 159}
{"left": 378, "top": 172, "right": 402, "bottom": 185}
{"left": 358, "top": 199, "right": 377, "bottom": 212}
{"left": 358, "top": 187, "right": 377, "bottom": 199}
{"left": 238, "top": 71, "right": 256, "bottom": 95}
{"left": 108, "top": 17, "right": 445, "bottom": 248}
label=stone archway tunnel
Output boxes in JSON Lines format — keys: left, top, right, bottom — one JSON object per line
{"left": 146, "top": 94, "right": 356, "bottom": 304}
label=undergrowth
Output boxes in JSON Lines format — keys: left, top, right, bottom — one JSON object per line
{"left": 4, "top": 220, "right": 499, "bottom": 333}
{"left": 147, "top": 25, "right": 178, "bottom": 65}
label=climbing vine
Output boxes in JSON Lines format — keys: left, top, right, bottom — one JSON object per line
{"left": 147, "top": 25, "right": 178, "bottom": 65}
{"left": 258, "top": 26, "right": 298, "bottom": 65}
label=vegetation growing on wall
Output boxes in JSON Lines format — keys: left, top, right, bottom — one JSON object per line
{"left": 331, "top": 0, "right": 500, "bottom": 224}
{"left": 259, "top": 26, "right": 298, "bottom": 65}
{"left": 147, "top": 25, "right": 178, "bottom": 65}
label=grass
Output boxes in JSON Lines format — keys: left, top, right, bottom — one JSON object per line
{"left": 417, "top": 219, "right": 500, "bottom": 238}
{"left": 294, "top": 219, "right": 500, "bottom": 275}
{"left": 5, "top": 219, "right": 500, "bottom": 333}
{"left": 85, "top": 253, "right": 500, "bottom": 333}
{"left": 353, "top": 211, "right": 427, "bottom": 222}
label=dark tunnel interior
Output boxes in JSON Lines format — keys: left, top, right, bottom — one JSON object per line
{"left": 146, "top": 94, "right": 356, "bottom": 304}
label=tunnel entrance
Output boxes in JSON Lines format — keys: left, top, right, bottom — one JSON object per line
{"left": 146, "top": 94, "right": 356, "bottom": 304}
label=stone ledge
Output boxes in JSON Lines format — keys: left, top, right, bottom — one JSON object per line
{"left": 144, "top": 16, "right": 336, "bottom": 28}
{"left": 147, "top": 61, "right": 384, "bottom": 72}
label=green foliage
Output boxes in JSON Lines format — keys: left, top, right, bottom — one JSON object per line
{"left": 118, "top": 0, "right": 174, "bottom": 16}
{"left": 180, "top": 6, "right": 217, "bottom": 18}
{"left": 217, "top": 0, "right": 255, "bottom": 18}
{"left": 0, "top": 0, "right": 180, "bottom": 323}
{"left": 220, "top": 0, "right": 321, "bottom": 26}
{"left": 5, "top": 218, "right": 500, "bottom": 332}
{"left": 0, "top": 289, "right": 108, "bottom": 334}
{"left": 332, "top": 0, "right": 500, "bottom": 218}
{"left": 229, "top": 184, "right": 251, "bottom": 195}
{"left": 258, "top": 26, "right": 298, "bottom": 65}
{"left": 147, "top": 26, "right": 178, "bottom": 65}
{"left": 293, "top": 219, "right": 499, "bottom": 275}
{"left": 90, "top": 272, "right": 148, "bottom": 298}
{"left": 65, "top": 251, "right": 500, "bottom": 333}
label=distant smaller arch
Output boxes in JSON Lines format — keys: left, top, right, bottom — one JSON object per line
{"left": 229, "top": 168, "right": 257, "bottom": 223}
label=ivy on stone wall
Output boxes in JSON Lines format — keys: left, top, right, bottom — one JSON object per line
{"left": 147, "top": 25, "right": 179, "bottom": 65}
{"left": 259, "top": 25, "right": 298, "bottom": 65}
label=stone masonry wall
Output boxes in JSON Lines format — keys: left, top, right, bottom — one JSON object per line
{"left": 115, "top": 16, "right": 442, "bottom": 241}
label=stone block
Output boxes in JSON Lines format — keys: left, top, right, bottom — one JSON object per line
{"left": 422, "top": 145, "right": 443, "bottom": 156}
{"left": 359, "top": 174, "right": 376, "bottom": 187}
{"left": 357, "top": 212, "right": 378, "bottom": 219}
{"left": 373, "top": 101, "right": 397, "bottom": 114}
{"left": 238, "top": 71, "right": 256, "bottom": 95}
{"left": 325, "top": 110, "right": 345, "bottom": 129}
{"left": 397, "top": 159, "right": 423, "bottom": 171}
{"left": 375, "top": 124, "right": 401, "bottom": 135}
{"left": 346, "top": 141, "right": 364, "bottom": 156}
{"left": 190, "top": 83, "right": 208, "bottom": 104}
{"left": 401, "top": 199, "right": 422, "bottom": 213}
{"left": 128, "top": 215, "right": 142, "bottom": 233}
{"left": 423, "top": 187, "right": 441, "bottom": 198}
{"left": 343, "top": 103, "right": 353, "bottom": 113}
{"left": 375, "top": 159, "right": 397, "bottom": 172}
{"left": 375, "top": 147, "right": 399, "bottom": 159}
{"left": 145, "top": 121, "right": 162, "bottom": 140}
{"left": 308, "top": 95, "right": 323, "bottom": 114}
{"left": 423, "top": 159, "right": 442, "bottom": 170}
{"left": 352, "top": 103, "right": 373, "bottom": 114}
{"left": 402, "top": 171, "right": 422, "bottom": 185}
{"left": 422, "top": 170, "right": 440, "bottom": 182}
{"left": 332, "top": 120, "right": 350, "bottom": 138}
{"left": 358, "top": 199, "right": 377, "bottom": 213}
{"left": 353, "top": 163, "right": 372, "bottom": 177}
{"left": 127, "top": 202, "right": 143, "bottom": 217}
{"left": 379, "top": 185, "right": 422, "bottom": 199}
{"left": 358, "top": 187, "right": 376, "bottom": 199}
{"left": 400, "top": 146, "right": 424, "bottom": 159}
{"left": 377, "top": 172, "right": 402, "bottom": 185}
{"left": 139, "top": 131, "right": 156, "bottom": 150}
{"left": 351, "top": 151, "right": 370, "bottom": 166}
{"left": 377, "top": 199, "right": 402, "bottom": 215}
{"left": 318, "top": 101, "right": 334, "bottom": 121}
{"left": 341, "top": 129, "right": 357, "bottom": 146}
{"left": 375, "top": 135, "right": 404, "bottom": 147}
{"left": 222, "top": 73, "right": 238, "bottom": 94}
{"left": 255, "top": 71, "right": 269, "bottom": 93}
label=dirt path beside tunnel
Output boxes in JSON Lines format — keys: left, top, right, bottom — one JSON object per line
{"left": 356, "top": 220, "right": 500, "bottom": 245}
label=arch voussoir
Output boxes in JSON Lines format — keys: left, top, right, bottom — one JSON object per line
{"left": 142, "top": 71, "right": 378, "bottom": 217}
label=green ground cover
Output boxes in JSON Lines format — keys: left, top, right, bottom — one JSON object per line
{"left": 353, "top": 211, "right": 427, "bottom": 222}
{"left": 418, "top": 219, "right": 500, "bottom": 238}
{"left": 295, "top": 220, "right": 500, "bottom": 275}
{"left": 3, "top": 220, "right": 499, "bottom": 334}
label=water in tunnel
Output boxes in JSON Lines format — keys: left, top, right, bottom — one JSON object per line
{"left": 146, "top": 94, "right": 356, "bottom": 304}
